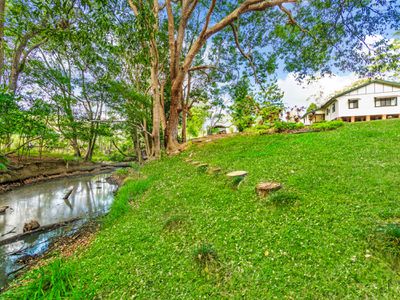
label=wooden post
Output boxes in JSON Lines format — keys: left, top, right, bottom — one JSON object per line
{"left": 382, "top": 114, "right": 387, "bottom": 120}
{"left": 351, "top": 116, "right": 355, "bottom": 123}
{"left": 366, "top": 115, "right": 370, "bottom": 121}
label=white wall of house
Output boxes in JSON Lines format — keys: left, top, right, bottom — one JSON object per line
{"left": 324, "top": 82, "right": 400, "bottom": 120}
{"left": 325, "top": 101, "right": 339, "bottom": 121}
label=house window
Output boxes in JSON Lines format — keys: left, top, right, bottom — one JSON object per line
{"left": 332, "top": 103, "right": 336, "bottom": 113}
{"left": 348, "top": 99, "right": 359, "bottom": 109}
{"left": 375, "top": 97, "right": 397, "bottom": 107}
{"left": 326, "top": 108, "right": 330, "bottom": 115}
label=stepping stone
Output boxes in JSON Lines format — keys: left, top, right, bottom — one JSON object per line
{"left": 184, "top": 158, "right": 193, "bottom": 163}
{"left": 226, "top": 171, "right": 248, "bottom": 178}
{"left": 208, "top": 167, "right": 222, "bottom": 175}
{"left": 226, "top": 171, "right": 248, "bottom": 188}
{"left": 196, "top": 163, "right": 208, "bottom": 172}
{"left": 191, "top": 161, "right": 202, "bottom": 166}
{"left": 256, "top": 182, "right": 282, "bottom": 197}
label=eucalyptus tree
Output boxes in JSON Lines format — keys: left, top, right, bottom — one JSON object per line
{"left": 22, "top": 1, "right": 118, "bottom": 160}
{"left": 366, "top": 34, "right": 400, "bottom": 79}
{"left": 129, "top": 0, "right": 399, "bottom": 153}
{"left": 0, "top": 0, "right": 84, "bottom": 93}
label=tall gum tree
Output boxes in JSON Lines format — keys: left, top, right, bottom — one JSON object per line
{"left": 133, "top": 0, "right": 399, "bottom": 153}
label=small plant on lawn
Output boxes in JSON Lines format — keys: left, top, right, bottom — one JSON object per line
{"left": 163, "top": 215, "right": 186, "bottom": 231}
{"left": 380, "top": 224, "right": 400, "bottom": 243}
{"left": 268, "top": 190, "right": 300, "bottom": 206}
{"left": 194, "top": 243, "right": 219, "bottom": 268}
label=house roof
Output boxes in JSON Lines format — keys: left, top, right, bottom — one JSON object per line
{"left": 301, "top": 109, "right": 325, "bottom": 119}
{"left": 320, "top": 79, "right": 400, "bottom": 108}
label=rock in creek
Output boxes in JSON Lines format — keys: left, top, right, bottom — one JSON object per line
{"left": 23, "top": 220, "right": 40, "bottom": 233}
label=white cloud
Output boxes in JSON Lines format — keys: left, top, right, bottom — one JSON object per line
{"left": 277, "top": 73, "right": 359, "bottom": 109}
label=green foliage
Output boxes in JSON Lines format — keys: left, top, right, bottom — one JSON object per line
{"left": 257, "top": 81, "right": 284, "bottom": 123}
{"left": 310, "top": 120, "right": 345, "bottom": 131}
{"left": 187, "top": 106, "right": 208, "bottom": 138}
{"left": 243, "top": 124, "right": 272, "bottom": 135}
{"left": 306, "top": 103, "right": 318, "bottom": 113}
{"left": 0, "top": 162, "right": 7, "bottom": 171}
{"left": 230, "top": 76, "right": 257, "bottom": 132}
{"left": 115, "top": 168, "right": 130, "bottom": 176}
{"left": 274, "top": 121, "right": 305, "bottom": 132}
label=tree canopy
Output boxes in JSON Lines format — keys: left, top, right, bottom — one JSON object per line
{"left": 0, "top": 0, "right": 398, "bottom": 161}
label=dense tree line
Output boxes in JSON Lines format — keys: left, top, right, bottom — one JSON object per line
{"left": 0, "top": 0, "right": 398, "bottom": 161}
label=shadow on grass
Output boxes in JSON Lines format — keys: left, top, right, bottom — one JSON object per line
{"left": 267, "top": 190, "right": 300, "bottom": 207}
{"left": 369, "top": 223, "right": 400, "bottom": 270}
{"left": 163, "top": 215, "right": 187, "bottom": 232}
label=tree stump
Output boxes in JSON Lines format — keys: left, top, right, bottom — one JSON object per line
{"left": 208, "top": 167, "right": 222, "bottom": 175}
{"left": 0, "top": 206, "right": 9, "bottom": 214}
{"left": 197, "top": 163, "right": 208, "bottom": 172}
{"left": 226, "top": 171, "right": 248, "bottom": 188}
{"left": 23, "top": 220, "right": 40, "bottom": 233}
{"left": 256, "top": 182, "right": 282, "bottom": 197}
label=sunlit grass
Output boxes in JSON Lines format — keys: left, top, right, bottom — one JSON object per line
{"left": 4, "top": 119, "right": 400, "bottom": 299}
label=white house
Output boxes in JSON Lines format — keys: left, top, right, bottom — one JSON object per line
{"left": 302, "top": 79, "right": 400, "bottom": 124}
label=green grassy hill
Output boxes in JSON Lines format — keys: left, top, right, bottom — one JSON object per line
{"left": 5, "top": 119, "right": 400, "bottom": 299}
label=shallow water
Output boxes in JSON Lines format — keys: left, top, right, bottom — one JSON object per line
{"left": 0, "top": 173, "right": 117, "bottom": 288}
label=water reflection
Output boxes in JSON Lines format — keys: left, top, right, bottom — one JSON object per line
{"left": 0, "top": 173, "right": 117, "bottom": 288}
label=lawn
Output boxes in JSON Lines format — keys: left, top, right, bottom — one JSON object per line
{"left": 4, "top": 119, "right": 400, "bottom": 299}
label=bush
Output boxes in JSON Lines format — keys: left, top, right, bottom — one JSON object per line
{"left": 243, "top": 124, "right": 272, "bottom": 135}
{"left": 274, "top": 121, "right": 304, "bottom": 133}
{"left": 310, "top": 120, "right": 344, "bottom": 131}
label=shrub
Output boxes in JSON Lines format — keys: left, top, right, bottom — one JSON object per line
{"left": 310, "top": 120, "right": 344, "bottom": 131}
{"left": 243, "top": 124, "right": 272, "bottom": 135}
{"left": 274, "top": 121, "right": 304, "bottom": 133}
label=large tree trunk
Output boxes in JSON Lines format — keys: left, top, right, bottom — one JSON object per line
{"left": 150, "top": 49, "right": 161, "bottom": 158}
{"left": 160, "top": 81, "right": 167, "bottom": 132}
{"left": 0, "top": 0, "right": 5, "bottom": 86}
{"left": 71, "top": 138, "right": 81, "bottom": 158}
{"left": 181, "top": 105, "right": 187, "bottom": 143}
{"left": 166, "top": 82, "right": 182, "bottom": 152}
{"left": 132, "top": 127, "right": 142, "bottom": 164}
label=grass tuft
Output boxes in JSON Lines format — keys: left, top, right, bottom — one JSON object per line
{"left": 163, "top": 215, "right": 186, "bottom": 231}
{"left": 194, "top": 243, "right": 219, "bottom": 267}
{"left": 380, "top": 223, "right": 400, "bottom": 241}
